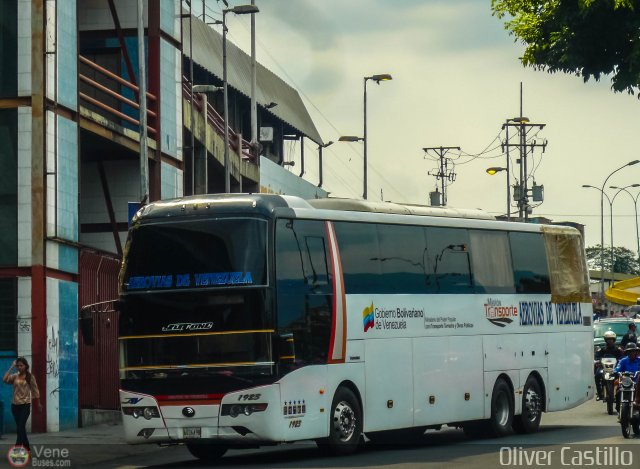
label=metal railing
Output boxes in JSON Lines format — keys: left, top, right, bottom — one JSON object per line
{"left": 77, "top": 56, "right": 255, "bottom": 161}
{"left": 182, "top": 77, "right": 255, "bottom": 161}
{"left": 78, "top": 55, "right": 157, "bottom": 135}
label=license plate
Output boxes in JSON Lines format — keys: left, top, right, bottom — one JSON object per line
{"left": 183, "top": 427, "right": 201, "bottom": 439}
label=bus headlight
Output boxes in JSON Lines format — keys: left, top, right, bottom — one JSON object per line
{"left": 123, "top": 406, "right": 160, "bottom": 419}
{"left": 229, "top": 405, "right": 242, "bottom": 418}
{"left": 143, "top": 407, "right": 160, "bottom": 420}
{"left": 221, "top": 403, "right": 268, "bottom": 418}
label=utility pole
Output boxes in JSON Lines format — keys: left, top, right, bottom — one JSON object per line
{"left": 137, "top": 0, "right": 148, "bottom": 203}
{"left": 502, "top": 120, "right": 546, "bottom": 220}
{"left": 423, "top": 146, "right": 460, "bottom": 206}
{"left": 250, "top": 0, "right": 258, "bottom": 156}
{"left": 500, "top": 84, "right": 548, "bottom": 221}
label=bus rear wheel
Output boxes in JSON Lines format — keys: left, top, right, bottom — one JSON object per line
{"left": 186, "top": 443, "right": 227, "bottom": 462}
{"left": 512, "top": 376, "right": 542, "bottom": 434}
{"left": 488, "top": 379, "right": 514, "bottom": 437}
{"left": 317, "top": 386, "right": 363, "bottom": 456}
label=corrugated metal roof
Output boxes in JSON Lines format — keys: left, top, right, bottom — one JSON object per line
{"left": 183, "top": 15, "right": 323, "bottom": 145}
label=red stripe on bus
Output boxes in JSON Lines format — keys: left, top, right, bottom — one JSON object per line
{"left": 158, "top": 399, "right": 222, "bottom": 406}
{"left": 326, "top": 221, "right": 338, "bottom": 362}
{"left": 326, "top": 221, "right": 346, "bottom": 363}
{"left": 155, "top": 393, "right": 225, "bottom": 401}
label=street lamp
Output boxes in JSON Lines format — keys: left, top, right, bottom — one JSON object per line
{"left": 486, "top": 167, "right": 506, "bottom": 175}
{"left": 318, "top": 141, "right": 333, "bottom": 188}
{"left": 583, "top": 184, "right": 613, "bottom": 297}
{"left": 340, "top": 73, "right": 392, "bottom": 200}
{"left": 363, "top": 74, "right": 392, "bottom": 200}
{"left": 486, "top": 167, "right": 510, "bottom": 220}
{"left": 222, "top": 4, "right": 259, "bottom": 193}
{"left": 610, "top": 184, "right": 640, "bottom": 262}
{"left": 596, "top": 161, "right": 640, "bottom": 299}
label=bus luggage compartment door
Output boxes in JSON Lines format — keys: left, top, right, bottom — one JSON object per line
{"left": 364, "top": 338, "right": 413, "bottom": 432}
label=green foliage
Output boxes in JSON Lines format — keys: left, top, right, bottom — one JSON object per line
{"left": 586, "top": 244, "right": 640, "bottom": 274}
{"left": 491, "top": 0, "right": 640, "bottom": 95}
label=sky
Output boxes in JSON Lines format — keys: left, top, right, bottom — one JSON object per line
{"left": 198, "top": 0, "right": 640, "bottom": 253}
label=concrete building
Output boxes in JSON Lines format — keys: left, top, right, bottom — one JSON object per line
{"left": 0, "top": 0, "right": 323, "bottom": 432}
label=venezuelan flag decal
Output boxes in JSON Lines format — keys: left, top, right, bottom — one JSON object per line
{"left": 363, "top": 302, "right": 375, "bottom": 332}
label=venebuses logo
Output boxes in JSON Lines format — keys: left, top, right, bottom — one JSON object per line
{"left": 484, "top": 298, "right": 518, "bottom": 327}
{"left": 362, "top": 303, "right": 375, "bottom": 332}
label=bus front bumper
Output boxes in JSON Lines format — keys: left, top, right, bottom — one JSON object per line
{"left": 120, "top": 386, "right": 281, "bottom": 445}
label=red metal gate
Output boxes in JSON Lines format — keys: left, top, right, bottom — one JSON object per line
{"left": 78, "top": 249, "right": 121, "bottom": 410}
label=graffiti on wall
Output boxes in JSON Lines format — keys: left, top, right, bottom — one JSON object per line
{"left": 18, "top": 320, "right": 31, "bottom": 332}
{"left": 46, "top": 325, "right": 59, "bottom": 378}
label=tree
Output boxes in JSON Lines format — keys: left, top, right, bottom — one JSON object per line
{"left": 586, "top": 244, "right": 640, "bottom": 274}
{"left": 491, "top": 0, "right": 640, "bottom": 96}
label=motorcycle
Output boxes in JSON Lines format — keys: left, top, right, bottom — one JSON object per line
{"left": 617, "top": 371, "right": 639, "bottom": 439}
{"left": 601, "top": 357, "right": 618, "bottom": 415}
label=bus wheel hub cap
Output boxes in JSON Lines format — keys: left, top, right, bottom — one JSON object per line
{"left": 333, "top": 401, "right": 356, "bottom": 441}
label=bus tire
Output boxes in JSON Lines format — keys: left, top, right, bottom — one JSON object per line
{"left": 487, "top": 378, "right": 514, "bottom": 437}
{"left": 186, "top": 443, "right": 227, "bottom": 462}
{"left": 317, "top": 386, "right": 363, "bottom": 456}
{"left": 512, "top": 376, "right": 543, "bottom": 434}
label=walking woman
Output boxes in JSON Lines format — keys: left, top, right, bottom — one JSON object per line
{"left": 3, "top": 357, "right": 42, "bottom": 450}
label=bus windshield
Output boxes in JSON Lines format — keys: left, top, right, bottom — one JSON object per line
{"left": 121, "top": 218, "right": 267, "bottom": 292}
{"left": 118, "top": 217, "right": 273, "bottom": 391}
{"left": 119, "top": 290, "right": 273, "bottom": 383}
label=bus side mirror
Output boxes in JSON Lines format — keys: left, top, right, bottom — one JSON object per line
{"left": 79, "top": 308, "right": 94, "bottom": 346}
{"left": 277, "top": 333, "right": 295, "bottom": 363}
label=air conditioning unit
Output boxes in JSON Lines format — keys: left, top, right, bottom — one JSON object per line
{"left": 259, "top": 127, "right": 273, "bottom": 142}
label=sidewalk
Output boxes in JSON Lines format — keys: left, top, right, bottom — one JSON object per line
{"left": 0, "top": 421, "right": 160, "bottom": 467}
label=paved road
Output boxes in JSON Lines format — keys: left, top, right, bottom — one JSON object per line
{"left": 94, "top": 398, "right": 639, "bottom": 469}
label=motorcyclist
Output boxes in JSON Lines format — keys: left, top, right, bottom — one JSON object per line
{"left": 596, "top": 331, "right": 623, "bottom": 360}
{"left": 613, "top": 343, "right": 640, "bottom": 414}
{"left": 615, "top": 342, "right": 640, "bottom": 375}
{"left": 595, "top": 331, "right": 623, "bottom": 400}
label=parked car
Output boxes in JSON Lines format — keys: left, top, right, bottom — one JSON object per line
{"left": 593, "top": 317, "right": 638, "bottom": 349}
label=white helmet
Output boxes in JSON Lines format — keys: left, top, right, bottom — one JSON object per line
{"left": 603, "top": 330, "right": 617, "bottom": 340}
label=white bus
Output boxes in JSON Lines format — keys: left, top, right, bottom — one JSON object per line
{"left": 95, "top": 194, "right": 593, "bottom": 461}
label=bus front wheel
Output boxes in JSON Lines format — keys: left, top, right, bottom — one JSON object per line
{"left": 317, "top": 386, "right": 363, "bottom": 456}
{"left": 186, "top": 443, "right": 227, "bottom": 462}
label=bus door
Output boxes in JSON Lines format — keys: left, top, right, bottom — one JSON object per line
{"left": 275, "top": 219, "right": 334, "bottom": 439}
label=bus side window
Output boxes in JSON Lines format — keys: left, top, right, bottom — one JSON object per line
{"left": 333, "top": 222, "right": 381, "bottom": 294}
{"left": 425, "top": 227, "right": 473, "bottom": 293}
{"left": 541, "top": 229, "right": 590, "bottom": 303}
{"left": 469, "top": 230, "right": 515, "bottom": 294}
{"left": 303, "top": 236, "right": 330, "bottom": 289}
{"left": 509, "top": 232, "right": 551, "bottom": 293}
{"left": 376, "top": 224, "right": 430, "bottom": 294}
{"left": 275, "top": 219, "right": 331, "bottom": 366}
